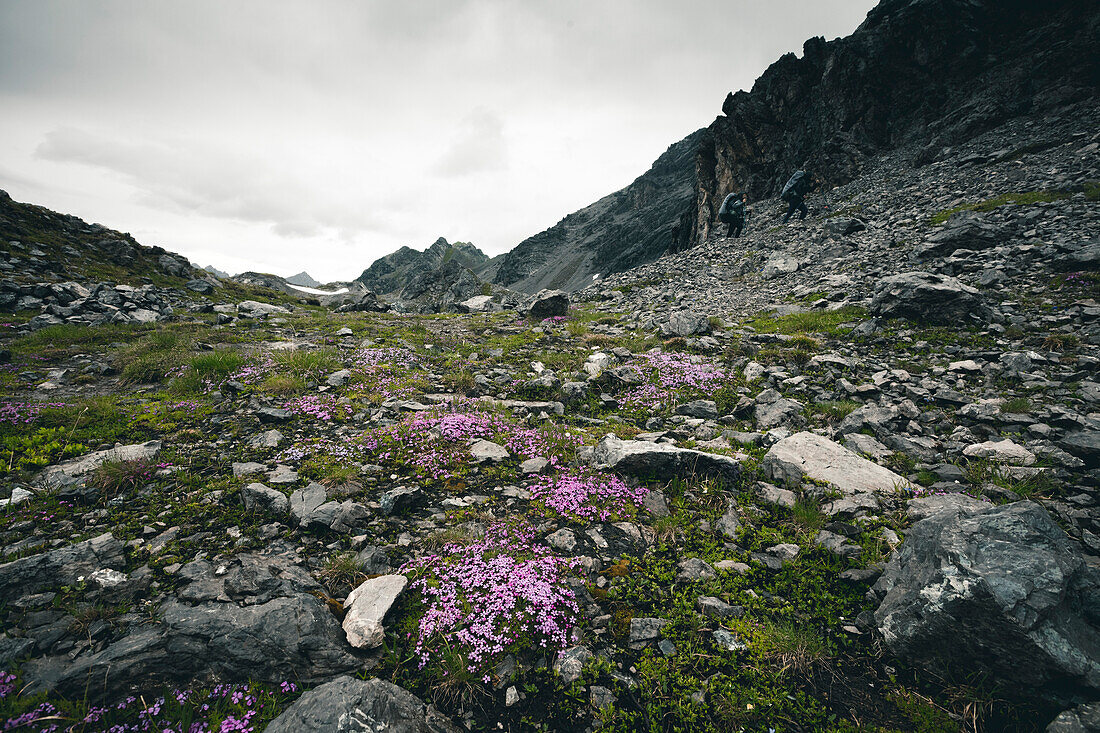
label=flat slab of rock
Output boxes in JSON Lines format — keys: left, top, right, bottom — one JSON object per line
{"left": 37, "top": 441, "right": 161, "bottom": 489}
{"left": 0, "top": 532, "right": 124, "bottom": 597}
{"left": 763, "top": 432, "right": 913, "bottom": 494}
{"left": 242, "top": 482, "right": 289, "bottom": 516}
{"left": 591, "top": 434, "right": 741, "bottom": 484}
{"left": 266, "top": 676, "right": 459, "bottom": 733}
{"left": 962, "top": 438, "right": 1036, "bottom": 466}
{"left": 469, "top": 439, "right": 510, "bottom": 463}
{"left": 342, "top": 575, "right": 408, "bottom": 649}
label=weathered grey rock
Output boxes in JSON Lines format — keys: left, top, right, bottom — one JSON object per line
{"left": 266, "top": 676, "right": 460, "bottom": 733}
{"left": 962, "top": 438, "right": 1037, "bottom": 465}
{"left": 918, "top": 212, "right": 1004, "bottom": 257}
{"left": 184, "top": 278, "right": 214, "bottom": 294}
{"left": 676, "top": 557, "right": 716, "bottom": 583}
{"left": 343, "top": 575, "right": 407, "bottom": 649}
{"left": 528, "top": 289, "right": 569, "bottom": 320}
{"left": 232, "top": 461, "right": 266, "bottom": 477}
{"left": 553, "top": 645, "right": 593, "bottom": 684}
{"left": 763, "top": 432, "right": 912, "bottom": 494}
{"left": 675, "top": 399, "right": 718, "bottom": 419}
{"left": 0, "top": 533, "right": 124, "bottom": 598}
{"left": 814, "top": 530, "right": 862, "bottom": 558}
{"left": 237, "top": 300, "right": 290, "bottom": 318}
{"left": 757, "top": 482, "right": 797, "bottom": 508}
{"left": 380, "top": 487, "right": 421, "bottom": 516}
{"left": 51, "top": 553, "right": 361, "bottom": 700}
{"left": 1047, "top": 702, "right": 1100, "bottom": 733}
{"left": 754, "top": 397, "right": 803, "bottom": 429}
{"left": 0, "top": 487, "right": 32, "bottom": 509}
{"left": 290, "top": 483, "right": 328, "bottom": 526}
{"left": 242, "top": 482, "right": 289, "bottom": 516}
{"left": 249, "top": 429, "right": 284, "bottom": 449}
{"left": 697, "top": 596, "right": 744, "bottom": 620}
{"left": 762, "top": 256, "right": 800, "bottom": 279}
{"left": 37, "top": 440, "right": 161, "bottom": 492}
{"left": 716, "top": 500, "right": 741, "bottom": 539}
{"left": 629, "top": 617, "right": 669, "bottom": 647}
{"left": 457, "top": 294, "right": 495, "bottom": 313}
{"left": 591, "top": 434, "right": 741, "bottom": 484}
{"left": 642, "top": 489, "right": 670, "bottom": 518}
{"left": 326, "top": 369, "right": 352, "bottom": 387}
{"left": 870, "top": 271, "right": 990, "bottom": 324}
{"left": 826, "top": 217, "right": 866, "bottom": 236}
{"left": 470, "top": 439, "right": 510, "bottom": 463}
{"left": 874, "top": 501, "right": 1100, "bottom": 706}
{"left": 663, "top": 309, "right": 710, "bottom": 337}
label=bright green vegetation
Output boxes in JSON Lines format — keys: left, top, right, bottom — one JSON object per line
{"left": 749, "top": 306, "right": 867, "bottom": 336}
{"left": 929, "top": 190, "right": 1071, "bottom": 225}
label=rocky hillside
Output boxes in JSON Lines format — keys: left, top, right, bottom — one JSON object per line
{"left": 491, "top": 0, "right": 1099, "bottom": 290}
{"left": 491, "top": 129, "right": 704, "bottom": 293}
{"left": 0, "top": 89, "right": 1098, "bottom": 731}
{"left": 0, "top": 189, "right": 199, "bottom": 287}
{"left": 687, "top": 0, "right": 1100, "bottom": 243}
{"left": 355, "top": 237, "right": 490, "bottom": 296}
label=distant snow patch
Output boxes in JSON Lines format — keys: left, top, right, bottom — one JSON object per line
{"left": 285, "top": 283, "right": 349, "bottom": 296}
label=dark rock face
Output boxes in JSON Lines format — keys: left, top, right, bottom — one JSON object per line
{"left": 43, "top": 552, "right": 361, "bottom": 701}
{"left": 869, "top": 271, "right": 989, "bottom": 324}
{"left": 0, "top": 533, "right": 125, "bottom": 598}
{"left": 528, "top": 289, "right": 569, "bottom": 320}
{"left": 688, "top": 0, "right": 1100, "bottom": 244}
{"left": 0, "top": 190, "right": 198, "bottom": 284}
{"left": 356, "top": 237, "right": 489, "bottom": 297}
{"left": 873, "top": 501, "right": 1100, "bottom": 707}
{"left": 491, "top": 130, "right": 705, "bottom": 293}
{"left": 266, "top": 676, "right": 460, "bottom": 733}
{"left": 397, "top": 258, "right": 485, "bottom": 314}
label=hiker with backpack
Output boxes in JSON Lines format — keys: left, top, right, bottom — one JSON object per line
{"left": 717, "top": 191, "right": 748, "bottom": 238}
{"left": 781, "top": 170, "right": 814, "bottom": 223}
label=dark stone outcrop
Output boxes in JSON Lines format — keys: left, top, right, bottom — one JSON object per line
{"left": 266, "top": 676, "right": 460, "bottom": 733}
{"left": 873, "top": 501, "right": 1100, "bottom": 707}
{"left": 869, "top": 271, "right": 990, "bottom": 324}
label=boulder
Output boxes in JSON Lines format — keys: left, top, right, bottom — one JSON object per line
{"left": 962, "top": 438, "right": 1037, "bottom": 466}
{"left": 266, "top": 676, "right": 459, "bottom": 733}
{"left": 237, "top": 300, "right": 290, "bottom": 318}
{"left": 290, "top": 482, "right": 328, "bottom": 526}
{"left": 48, "top": 553, "right": 361, "bottom": 700}
{"left": 591, "top": 434, "right": 741, "bottom": 484}
{"left": 762, "top": 256, "right": 800, "bottom": 279}
{"left": 870, "top": 271, "right": 990, "bottom": 324}
{"left": 917, "top": 212, "right": 1005, "bottom": 257}
{"left": 763, "top": 432, "right": 913, "bottom": 494}
{"left": 873, "top": 501, "right": 1100, "bottom": 707}
{"left": 342, "top": 575, "right": 408, "bottom": 649}
{"left": 528, "top": 289, "right": 569, "bottom": 320}
{"left": 825, "top": 217, "right": 867, "bottom": 236}
{"left": 241, "top": 482, "right": 290, "bottom": 516}
{"left": 457, "top": 294, "right": 495, "bottom": 313}
{"left": 663, "top": 309, "right": 711, "bottom": 337}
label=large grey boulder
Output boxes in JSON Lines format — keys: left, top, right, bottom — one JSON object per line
{"left": 242, "top": 482, "right": 290, "bottom": 516}
{"left": 342, "top": 575, "right": 407, "bottom": 649}
{"left": 266, "top": 676, "right": 460, "bottom": 733}
{"left": 916, "top": 212, "right": 1005, "bottom": 258}
{"left": 873, "top": 501, "right": 1100, "bottom": 706}
{"left": 49, "top": 553, "right": 361, "bottom": 700}
{"left": 763, "top": 432, "right": 913, "bottom": 494}
{"left": 870, "top": 271, "right": 990, "bottom": 324}
{"left": 528, "top": 289, "right": 569, "bottom": 320}
{"left": 0, "top": 533, "right": 124, "bottom": 599}
{"left": 591, "top": 434, "right": 741, "bottom": 484}
{"left": 662, "top": 309, "right": 710, "bottom": 337}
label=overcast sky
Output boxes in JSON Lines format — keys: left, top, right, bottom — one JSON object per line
{"left": 0, "top": 1, "right": 877, "bottom": 282}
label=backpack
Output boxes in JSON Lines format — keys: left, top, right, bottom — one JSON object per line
{"left": 781, "top": 171, "right": 807, "bottom": 202}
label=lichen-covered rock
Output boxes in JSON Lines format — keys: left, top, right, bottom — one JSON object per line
{"left": 266, "top": 676, "right": 460, "bottom": 733}
{"left": 873, "top": 501, "right": 1100, "bottom": 706}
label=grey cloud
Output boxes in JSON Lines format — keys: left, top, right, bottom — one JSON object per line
{"left": 35, "top": 127, "right": 387, "bottom": 240}
{"left": 433, "top": 108, "right": 507, "bottom": 177}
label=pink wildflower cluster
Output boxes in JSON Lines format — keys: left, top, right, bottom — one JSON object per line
{"left": 360, "top": 406, "right": 582, "bottom": 479}
{"left": 0, "top": 670, "right": 15, "bottom": 699}
{"left": 227, "top": 354, "right": 276, "bottom": 385}
{"left": 282, "top": 395, "right": 352, "bottom": 422}
{"left": 0, "top": 678, "right": 299, "bottom": 732}
{"left": 529, "top": 469, "right": 647, "bottom": 521}
{"left": 620, "top": 351, "right": 729, "bottom": 410}
{"left": 351, "top": 347, "right": 424, "bottom": 398}
{"left": 0, "top": 401, "right": 66, "bottom": 425}
{"left": 400, "top": 522, "right": 580, "bottom": 678}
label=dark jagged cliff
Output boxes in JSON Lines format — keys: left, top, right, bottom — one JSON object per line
{"left": 490, "top": 129, "right": 704, "bottom": 293}
{"left": 689, "top": 0, "right": 1100, "bottom": 242}
{"left": 355, "top": 237, "right": 489, "bottom": 296}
